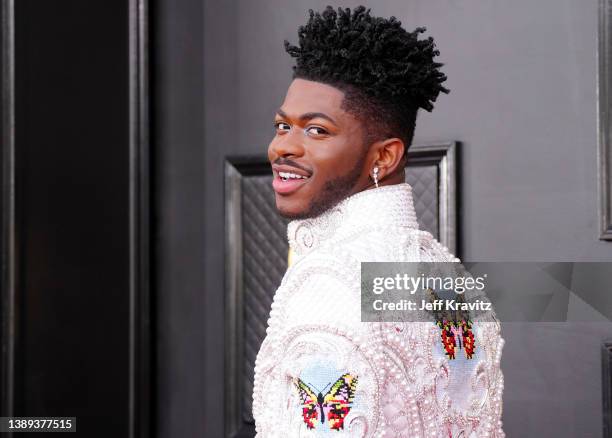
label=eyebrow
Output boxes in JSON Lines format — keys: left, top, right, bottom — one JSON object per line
{"left": 276, "top": 108, "right": 338, "bottom": 127}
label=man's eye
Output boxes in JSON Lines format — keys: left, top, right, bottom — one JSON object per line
{"left": 274, "top": 121, "right": 291, "bottom": 132}
{"left": 305, "top": 126, "right": 328, "bottom": 136}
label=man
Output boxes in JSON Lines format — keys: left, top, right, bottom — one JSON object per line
{"left": 253, "top": 6, "right": 504, "bottom": 437}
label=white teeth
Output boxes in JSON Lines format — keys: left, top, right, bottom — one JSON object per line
{"left": 279, "top": 171, "right": 308, "bottom": 180}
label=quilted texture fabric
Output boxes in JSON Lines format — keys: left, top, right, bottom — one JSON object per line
{"left": 242, "top": 176, "right": 289, "bottom": 422}
{"left": 252, "top": 184, "right": 505, "bottom": 437}
{"left": 406, "top": 164, "right": 439, "bottom": 238}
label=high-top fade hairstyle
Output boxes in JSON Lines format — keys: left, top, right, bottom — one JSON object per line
{"left": 284, "top": 6, "right": 449, "bottom": 157}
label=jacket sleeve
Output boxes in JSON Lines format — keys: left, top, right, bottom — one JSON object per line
{"left": 252, "top": 256, "right": 382, "bottom": 438}
{"left": 415, "top": 231, "right": 506, "bottom": 437}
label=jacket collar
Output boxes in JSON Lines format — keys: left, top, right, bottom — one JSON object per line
{"left": 287, "top": 183, "right": 419, "bottom": 257}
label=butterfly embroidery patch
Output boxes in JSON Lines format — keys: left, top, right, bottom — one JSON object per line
{"left": 427, "top": 288, "right": 476, "bottom": 360}
{"left": 293, "top": 373, "right": 358, "bottom": 431}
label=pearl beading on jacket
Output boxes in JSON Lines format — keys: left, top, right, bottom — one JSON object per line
{"left": 253, "top": 183, "right": 505, "bottom": 437}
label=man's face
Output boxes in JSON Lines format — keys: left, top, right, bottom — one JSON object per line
{"left": 268, "top": 79, "right": 370, "bottom": 219}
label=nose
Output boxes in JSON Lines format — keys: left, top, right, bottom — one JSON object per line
{"left": 268, "top": 130, "right": 305, "bottom": 162}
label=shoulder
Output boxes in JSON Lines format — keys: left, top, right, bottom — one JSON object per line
{"left": 413, "top": 229, "right": 460, "bottom": 262}
{"left": 274, "top": 253, "right": 361, "bottom": 329}
{"left": 284, "top": 249, "right": 359, "bottom": 288}
{"left": 332, "top": 225, "right": 460, "bottom": 263}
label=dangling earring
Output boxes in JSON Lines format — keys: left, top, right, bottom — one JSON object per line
{"left": 372, "top": 166, "right": 379, "bottom": 188}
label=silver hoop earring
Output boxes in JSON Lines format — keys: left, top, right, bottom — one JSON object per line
{"left": 372, "top": 166, "right": 379, "bottom": 188}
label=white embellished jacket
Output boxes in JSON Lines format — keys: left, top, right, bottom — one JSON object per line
{"left": 252, "top": 183, "right": 505, "bottom": 437}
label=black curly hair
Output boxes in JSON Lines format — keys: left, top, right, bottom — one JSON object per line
{"left": 284, "top": 6, "right": 449, "bottom": 156}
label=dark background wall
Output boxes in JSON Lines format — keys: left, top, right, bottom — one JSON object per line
{"left": 14, "top": 0, "right": 130, "bottom": 432}
{"left": 1, "top": 0, "right": 150, "bottom": 437}
{"left": 153, "top": 0, "right": 207, "bottom": 437}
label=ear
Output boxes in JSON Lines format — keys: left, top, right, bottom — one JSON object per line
{"left": 369, "top": 137, "right": 406, "bottom": 180}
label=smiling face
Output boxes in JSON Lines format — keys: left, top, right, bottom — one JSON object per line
{"left": 268, "top": 79, "right": 373, "bottom": 219}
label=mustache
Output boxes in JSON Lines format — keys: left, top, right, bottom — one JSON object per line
{"left": 272, "top": 157, "right": 313, "bottom": 174}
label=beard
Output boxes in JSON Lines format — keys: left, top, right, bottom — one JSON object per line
{"left": 279, "top": 150, "right": 367, "bottom": 220}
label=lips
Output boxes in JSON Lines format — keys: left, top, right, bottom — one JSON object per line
{"left": 271, "top": 163, "right": 312, "bottom": 195}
